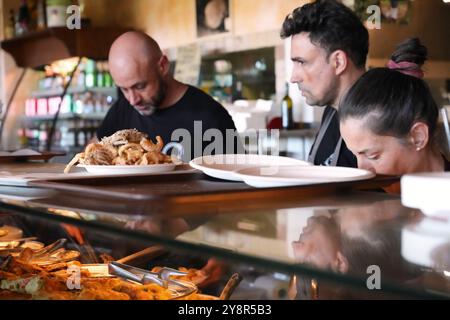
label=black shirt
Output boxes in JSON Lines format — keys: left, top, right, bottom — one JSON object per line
{"left": 97, "top": 86, "right": 241, "bottom": 161}
{"left": 309, "top": 106, "right": 357, "bottom": 167}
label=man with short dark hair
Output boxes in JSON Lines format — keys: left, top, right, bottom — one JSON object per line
{"left": 281, "top": 0, "right": 368, "bottom": 167}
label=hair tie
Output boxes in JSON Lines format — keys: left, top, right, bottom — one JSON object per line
{"left": 387, "top": 60, "right": 424, "bottom": 79}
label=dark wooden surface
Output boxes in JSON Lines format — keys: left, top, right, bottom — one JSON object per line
{"left": 29, "top": 172, "right": 400, "bottom": 216}
{"left": 0, "top": 151, "right": 66, "bottom": 163}
{"left": 30, "top": 172, "right": 252, "bottom": 200}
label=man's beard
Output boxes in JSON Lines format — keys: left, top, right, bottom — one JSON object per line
{"left": 135, "top": 76, "right": 167, "bottom": 116}
{"left": 298, "top": 84, "right": 337, "bottom": 107}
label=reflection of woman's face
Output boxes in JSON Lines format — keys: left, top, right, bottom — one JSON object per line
{"left": 292, "top": 216, "right": 341, "bottom": 269}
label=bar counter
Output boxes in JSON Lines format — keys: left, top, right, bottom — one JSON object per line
{"left": 0, "top": 161, "right": 448, "bottom": 299}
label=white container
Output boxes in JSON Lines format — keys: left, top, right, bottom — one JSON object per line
{"left": 401, "top": 172, "right": 450, "bottom": 220}
{"left": 46, "top": 5, "right": 68, "bottom": 27}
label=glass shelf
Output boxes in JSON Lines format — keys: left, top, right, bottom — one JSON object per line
{"left": 0, "top": 162, "right": 448, "bottom": 299}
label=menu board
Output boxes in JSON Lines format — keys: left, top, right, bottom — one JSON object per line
{"left": 174, "top": 44, "right": 201, "bottom": 86}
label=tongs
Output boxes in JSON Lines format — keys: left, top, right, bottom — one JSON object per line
{"left": 0, "top": 238, "right": 66, "bottom": 258}
{"left": 108, "top": 261, "right": 191, "bottom": 289}
{"left": 32, "top": 239, "right": 67, "bottom": 259}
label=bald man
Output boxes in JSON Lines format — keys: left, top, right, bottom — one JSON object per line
{"left": 97, "top": 31, "right": 241, "bottom": 161}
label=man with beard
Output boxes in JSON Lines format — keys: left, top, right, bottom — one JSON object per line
{"left": 280, "top": 0, "right": 368, "bottom": 167}
{"left": 97, "top": 31, "right": 240, "bottom": 161}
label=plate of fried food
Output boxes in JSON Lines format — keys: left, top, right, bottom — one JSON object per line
{"left": 64, "top": 129, "right": 178, "bottom": 174}
{"left": 0, "top": 258, "right": 201, "bottom": 300}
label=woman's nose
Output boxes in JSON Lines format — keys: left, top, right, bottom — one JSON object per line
{"left": 358, "top": 159, "right": 375, "bottom": 173}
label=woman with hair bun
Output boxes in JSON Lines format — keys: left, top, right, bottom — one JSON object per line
{"left": 387, "top": 37, "right": 427, "bottom": 79}
{"left": 338, "top": 38, "right": 449, "bottom": 189}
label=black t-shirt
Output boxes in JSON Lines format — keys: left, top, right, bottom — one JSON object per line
{"left": 445, "top": 156, "right": 450, "bottom": 171}
{"left": 97, "top": 86, "right": 241, "bottom": 161}
{"left": 308, "top": 106, "right": 357, "bottom": 167}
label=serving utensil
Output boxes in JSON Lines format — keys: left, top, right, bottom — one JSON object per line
{"left": 108, "top": 261, "right": 191, "bottom": 289}
{"left": 219, "top": 273, "right": 243, "bottom": 300}
{"left": 32, "top": 238, "right": 67, "bottom": 258}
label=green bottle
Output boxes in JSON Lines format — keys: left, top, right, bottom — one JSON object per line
{"left": 96, "top": 62, "right": 105, "bottom": 87}
{"left": 103, "top": 62, "right": 114, "bottom": 87}
{"left": 85, "top": 59, "right": 97, "bottom": 88}
{"left": 281, "top": 82, "right": 294, "bottom": 130}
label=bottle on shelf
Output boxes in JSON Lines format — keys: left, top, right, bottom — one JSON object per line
{"left": 25, "top": 98, "right": 37, "bottom": 116}
{"left": 38, "top": 123, "right": 48, "bottom": 148}
{"left": 232, "top": 81, "right": 245, "bottom": 102}
{"left": 40, "top": 66, "right": 55, "bottom": 90}
{"left": 5, "top": 10, "right": 16, "bottom": 39}
{"left": 72, "top": 60, "right": 86, "bottom": 89}
{"left": 83, "top": 92, "right": 95, "bottom": 114}
{"left": 94, "top": 94, "right": 104, "bottom": 113}
{"left": 16, "top": 0, "right": 31, "bottom": 36}
{"left": 73, "top": 94, "right": 84, "bottom": 114}
{"left": 85, "top": 59, "right": 97, "bottom": 88}
{"left": 61, "top": 94, "right": 73, "bottom": 114}
{"left": 36, "top": 98, "right": 48, "bottom": 115}
{"left": 96, "top": 62, "right": 105, "bottom": 87}
{"left": 281, "top": 82, "right": 294, "bottom": 130}
{"left": 36, "top": 0, "right": 47, "bottom": 30}
{"left": 103, "top": 63, "right": 114, "bottom": 87}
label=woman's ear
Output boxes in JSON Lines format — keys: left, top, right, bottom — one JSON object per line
{"left": 330, "top": 50, "right": 348, "bottom": 76}
{"left": 409, "top": 122, "right": 429, "bottom": 151}
{"left": 334, "top": 251, "right": 349, "bottom": 273}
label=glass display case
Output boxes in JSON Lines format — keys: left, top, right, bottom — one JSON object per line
{"left": 0, "top": 163, "right": 449, "bottom": 300}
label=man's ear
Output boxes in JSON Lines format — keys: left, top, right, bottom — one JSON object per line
{"left": 409, "top": 122, "right": 429, "bottom": 151}
{"left": 330, "top": 50, "right": 348, "bottom": 76}
{"left": 158, "top": 55, "right": 170, "bottom": 76}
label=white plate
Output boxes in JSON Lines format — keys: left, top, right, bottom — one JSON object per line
{"left": 189, "top": 154, "right": 311, "bottom": 181}
{"left": 77, "top": 163, "right": 177, "bottom": 174}
{"left": 234, "top": 165, "right": 375, "bottom": 188}
{"left": 401, "top": 172, "right": 450, "bottom": 219}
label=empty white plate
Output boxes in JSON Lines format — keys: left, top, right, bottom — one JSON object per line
{"left": 234, "top": 165, "right": 375, "bottom": 188}
{"left": 77, "top": 163, "right": 176, "bottom": 175}
{"left": 401, "top": 172, "right": 450, "bottom": 219}
{"left": 189, "top": 154, "right": 311, "bottom": 181}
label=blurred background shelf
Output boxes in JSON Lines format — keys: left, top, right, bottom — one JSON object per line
{"left": 22, "top": 112, "right": 107, "bottom": 122}
{"left": 30, "top": 86, "right": 117, "bottom": 99}
{"left": 0, "top": 26, "right": 130, "bottom": 69}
